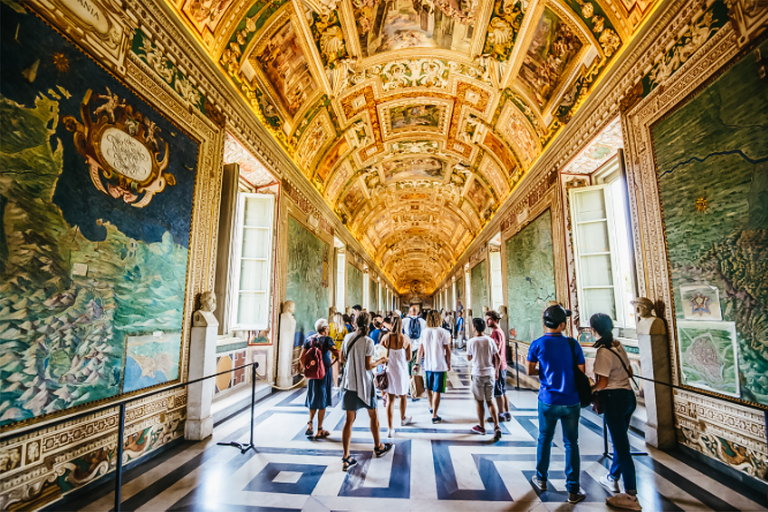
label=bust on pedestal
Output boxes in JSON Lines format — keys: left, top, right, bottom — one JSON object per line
{"left": 277, "top": 300, "right": 297, "bottom": 389}
{"left": 185, "top": 291, "right": 218, "bottom": 441}
{"left": 632, "top": 297, "right": 675, "bottom": 449}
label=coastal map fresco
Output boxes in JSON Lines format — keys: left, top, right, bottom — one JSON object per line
{"left": 0, "top": 5, "right": 197, "bottom": 427}
{"left": 651, "top": 39, "right": 768, "bottom": 406}
{"left": 285, "top": 218, "right": 329, "bottom": 348}
{"left": 505, "top": 210, "right": 556, "bottom": 343}
{"left": 471, "top": 260, "right": 488, "bottom": 314}
{"left": 347, "top": 263, "right": 363, "bottom": 309}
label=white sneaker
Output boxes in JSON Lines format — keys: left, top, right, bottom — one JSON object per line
{"left": 401, "top": 416, "right": 413, "bottom": 426}
{"left": 606, "top": 493, "right": 642, "bottom": 511}
{"left": 387, "top": 428, "right": 394, "bottom": 438}
{"left": 600, "top": 474, "right": 620, "bottom": 493}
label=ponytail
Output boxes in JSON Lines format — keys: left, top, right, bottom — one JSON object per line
{"left": 590, "top": 313, "right": 614, "bottom": 349}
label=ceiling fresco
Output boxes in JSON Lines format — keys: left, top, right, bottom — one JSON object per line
{"left": 166, "top": 0, "right": 658, "bottom": 294}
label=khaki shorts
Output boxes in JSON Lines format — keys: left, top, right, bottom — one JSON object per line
{"left": 471, "top": 375, "right": 494, "bottom": 402}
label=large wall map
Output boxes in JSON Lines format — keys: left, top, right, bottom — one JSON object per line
{"left": 285, "top": 218, "right": 329, "bottom": 347}
{"left": 0, "top": 3, "right": 197, "bottom": 428}
{"left": 505, "top": 210, "right": 556, "bottom": 343}
{"left": 471, "top": 260, "right": 488, "bottom": 315}
{"left": 651, "top": 40, "right": 768, "bottom": 406}
{"left": 347, "top": 263, "right": 363, "bottom": 310}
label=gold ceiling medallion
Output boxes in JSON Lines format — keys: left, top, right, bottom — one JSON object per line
{"left": 64, "top": 88, "right": 173, "bottom": 208}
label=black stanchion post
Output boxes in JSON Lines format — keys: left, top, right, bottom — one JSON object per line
{"left": 115, "top": 403, "right": 126, "bottom": 512}
{"left": 514, "top": 342, "right": 520, "bottom": 390}
{"left": 217, "top": 363, "right": 258, "bottom": 454}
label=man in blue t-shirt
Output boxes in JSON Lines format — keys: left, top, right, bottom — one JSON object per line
{"left": 526, "top": 305, "right": 586, "bottom": 504}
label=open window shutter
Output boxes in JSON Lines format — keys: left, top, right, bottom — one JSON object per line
{"left": 570, "top": 185, "right": 618, "bottom": 322}
{"left": 231, "top": 193, "right": 275, "bottom": 330}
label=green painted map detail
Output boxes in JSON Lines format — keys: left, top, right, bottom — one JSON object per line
{"left": 456, "top": 275, "right": 465, "bottom": 310}
{"left": 506, "top": 209, "right": 556, "bottom": 343}
{"left": 286, "top": 217, "right": 329, "bottom": 347}
{"left": 347, "top": 263, "right": 363, "bottom": 309}
{"left": 651, "top": 39, "right": 768, "bottom": 406}
{"left": 471, "top": 260, "right": 488, "bottom": 315}
{"left": 370, "top": 278, "right": 379, "bottom": 312}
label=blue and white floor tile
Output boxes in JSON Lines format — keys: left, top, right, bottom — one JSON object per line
{"left": 66, "top": 351, "right": 767, "bottom": 512}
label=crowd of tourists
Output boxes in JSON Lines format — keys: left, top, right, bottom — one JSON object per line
{"left": 297, "top": 303, "right": 642, "bottom": 511}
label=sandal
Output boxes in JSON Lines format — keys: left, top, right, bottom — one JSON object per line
{"left": 374, "top": 442, "right": 393, "bottom": 457}
{"left": 315, "top": 429, "right": 330, "bottom": 438}
{"left": 342, "top": 456, "right": 357, "bottom": 471}
{"left": 305, "top": 422, "right": 313, "bottom": 437}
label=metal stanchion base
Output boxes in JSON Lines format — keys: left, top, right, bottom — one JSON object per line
{"left": 217, "top": 441, "right": 256, "bottom": 454}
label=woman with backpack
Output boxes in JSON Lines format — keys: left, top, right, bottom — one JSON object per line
{"left": 380, "top": 315, "right": 414, "bottom": 437}
{"left": 590, "top": 313, "right": 642, "bottom": 511}
{"left": 299, "top": 319, "right": 339, "bottom": 439}
{"left": 340, "top": 313, "right": 392, "bottom": 471}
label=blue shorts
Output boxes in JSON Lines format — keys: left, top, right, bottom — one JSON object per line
{"left": 425, "top": 371, "right": 447, "bottom": 393}
{"left": 494, "top": 369, "right": 507, "bottom": 397}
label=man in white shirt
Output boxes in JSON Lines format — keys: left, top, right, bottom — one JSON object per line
{"left": 467, "top": 317, "right": 502, "bottom": 440}
{"left": 417, "top": 310, "right": 451, "bottom": 423}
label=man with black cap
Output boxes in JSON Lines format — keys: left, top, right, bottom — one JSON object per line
{"left": 526, "top": 304, "right": 586, "bottom": 504}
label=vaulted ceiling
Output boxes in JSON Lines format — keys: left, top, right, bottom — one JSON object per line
{"left": 165, "top": 0, "right": 656, "bottom": 294}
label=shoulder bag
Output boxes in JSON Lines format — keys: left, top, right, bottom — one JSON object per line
{"left": 568, "top": 337, "right": 593, "bottom": 408}
{"left": 375, "top": 334, "right": 392, "bottom": 391}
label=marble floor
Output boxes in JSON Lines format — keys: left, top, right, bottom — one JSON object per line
{"left": 62, "top": 352, "right": 768, "bottom": 512}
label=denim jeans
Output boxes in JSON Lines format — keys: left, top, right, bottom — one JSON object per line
{"left": 536, "top": 400, "right": 581, "bottom": 493}
{"left": 602, "top": 388, "right": 637, "bottom": 493}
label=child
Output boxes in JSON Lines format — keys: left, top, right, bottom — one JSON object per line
{"left": 466, "top": 317, "right": 502, "bottom": 441}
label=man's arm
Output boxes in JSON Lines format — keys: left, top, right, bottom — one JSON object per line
{"left": 527, "top": 361, "right": 537, "bottom": 375}
{"left": 444, "top": 342, "right": 451, "bottom": 371}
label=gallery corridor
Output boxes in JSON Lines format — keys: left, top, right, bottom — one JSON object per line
{"left": 60, "top": 352, "right": 767, "bottom": 512}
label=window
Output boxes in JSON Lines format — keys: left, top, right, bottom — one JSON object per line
{"left": 570, "top": 158, "right": 636, "bottom": 329}
{"left": 230, "top": 193, "right": 275, "bottom": 330}
{"left": 335, "top": 250, "right": 345, "bottom": 313}
{"left": 489, "top": 250, "right": 503, "bottom": 311}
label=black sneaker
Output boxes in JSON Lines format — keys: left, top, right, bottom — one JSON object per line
{"left": 568, "top": 492, "right": 586, "bottom": 504}
{"left": 431, "top": 416, "right": 442, "bottom": 423}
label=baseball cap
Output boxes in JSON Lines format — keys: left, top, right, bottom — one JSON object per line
{"left": 543, "top": 304, "right": 571, "bottom": 328}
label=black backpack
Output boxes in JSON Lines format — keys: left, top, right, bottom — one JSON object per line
{"left": 408, "top": 317, "right": 422, "bottom": 340}
{"left": 568, "top": 338, "right": 593, "bottom": 407}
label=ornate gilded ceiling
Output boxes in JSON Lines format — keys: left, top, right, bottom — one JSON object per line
{"left": 165, "top": 0, "right": 656, "bottom": 293}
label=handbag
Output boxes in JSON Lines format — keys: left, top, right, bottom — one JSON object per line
{"left": 592, "top": 345, "right": 636, "bottom": 414}
{"left": 568, "top": 337, "right": 593, "bottom": 408}
{"left": 374, "top": 334, "right": 393, "bottom": 391}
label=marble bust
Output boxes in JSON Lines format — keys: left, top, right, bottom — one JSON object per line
{"left": 631, "top": 297, "right": 666, "bottom": 335}
{"left": 193, "top": 291, "right": 218, "bottom": 326}
{"left": 277, "top": 300, "right": 298, "bottom": 387}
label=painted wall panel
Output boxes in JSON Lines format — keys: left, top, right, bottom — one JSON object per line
{"left": 347, "top": 263, "right": 363, "bottom": 310}
{"left": 470, "top": 260, "right": 488, "bottom": 315}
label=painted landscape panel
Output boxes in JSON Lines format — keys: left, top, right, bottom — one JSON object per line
{"left": 347, "top": 264, "right": 363, "bottom": 309}
{"left": 471, "top": 260, "right": 488, "bottom": 314}
{"left": 382, "top": 156, "right": 445, "bottom": 181}
{"left": 0, "top": 4, "right": 197, "bottom": 427}
{"left": 505, "top": 210, "right": 556, "bottom": 343}
{"left": 370, "top": 278, "right": 379, "bottom": 312}
{"left": 252, "top": 19, "right": 317, "bottom": 117}
{"left": 285, "top": 218, "right": 329, "bottom": 347}
{"left": 651, "top": 38, "right": 768, "bottom": 406}
{"left": 518, "top": 8, "right": 582, "bottom": 109}
{"left": 354, "top": 0, "right": 475, "bottom": 57}
{"left": 456, "top": 275, "right": 465, "bottom": 310}
{"left": 390, "top": 104, "right": 441, "bottom": 130}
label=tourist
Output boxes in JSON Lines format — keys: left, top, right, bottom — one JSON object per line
{"left": 380, "top": 316, "right": 414, "bottom": 437}
{"left": 418, "top": 310, "right": 451, "bottom": 423}
{"left": 527, "top": 305, "right": 586, "bottom": 504}
{"left": 340, "top": 313, "right": 392, "bottom": 471}
{"left": 402, "top": 306, "right": 427, "bottom": 399}
{"left": 329, "top": 313, "right": 347, "bottom": 385}
{"left": 467, "top": 317, "right": 502, "bottom": 441}
{"left": 455, "top": 310, "right": 465, "bottom": 349}
{"left": 299, "top": 319, "right": 339, "bottom": 439}
{"left": 591, "top": 313, "right": 642, "bottom": 511}
{"left": 343, "top": 314, "right": 353, "bottom": 334}
{"left": 486, "top": 311, "right": 511, "bottom": 422}
{"left": 370, "top": 315, "right": 383, "bottom": 344}
{"left": 351, "top": 304, "right": 362, "bottom": 324}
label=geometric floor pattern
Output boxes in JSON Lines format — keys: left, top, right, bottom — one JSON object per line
{"left": 66, "top": 351, "right": 768, "bottom": 512}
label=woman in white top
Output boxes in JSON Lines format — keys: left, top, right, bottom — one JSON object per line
{"left": 591, "top": 313, "right": 641, "bottom": 511}
{"left": 417, "top": 310, "right": 451, "bottom": 423}
{"left": 380, "top": 315, "right": 413, "bottom": 437}
{"left": 340, "top": 313, "right": 392, "bottom": 472}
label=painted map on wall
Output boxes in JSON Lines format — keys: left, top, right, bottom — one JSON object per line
{"left": 456, "top": 275, "right": 465, "bottom": 311}
{"left": 651, "top": 39, "right": 768, "bottom": 406}
{"left": 347, "top": 263, "right": 363, "bottom": 309}
{"left": 471, "top": 260, "right": 488, "bottom": 315}
{"left": 285, "top": 218, "right": 329, "bottom": 347}
{"left": 370, "top": 278, "right": 379, "bottom": 312}
{"left": 505, "top": 210, "right": 556, "bottom": 343}
{"left": 0, "top": 3, "right": 197, "bottom": 427}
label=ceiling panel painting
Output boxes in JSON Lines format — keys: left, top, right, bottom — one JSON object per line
{"left": 517, "top": 7, "right": 583, "bottom": 110}
{"left": 162, "top": 0, "right": 650, "bottom": 293}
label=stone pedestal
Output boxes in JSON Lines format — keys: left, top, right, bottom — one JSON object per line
{"left": 637, "top": 320, "right": 676, "bottom": 449}
{"left": 277, "top": 310, "right": 296, "bottom": 389}
{"left": 184, "top": 310, "right": 218, "bottom": 441}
